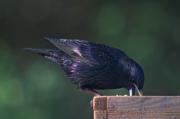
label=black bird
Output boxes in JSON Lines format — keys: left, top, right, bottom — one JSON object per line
{"left": 25, "top": 38, "right": 144, "bottom": 96}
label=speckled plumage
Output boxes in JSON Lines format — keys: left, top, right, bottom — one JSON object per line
{"left": 25, "top": 38, "right": 144, "bottom": 96}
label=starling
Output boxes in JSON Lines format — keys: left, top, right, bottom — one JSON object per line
{"left": 25, "top": 38, "right": 144, "bottom": 96}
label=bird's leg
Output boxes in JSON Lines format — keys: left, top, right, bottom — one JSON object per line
{"left": 80, "top": 88, "right": 102, "bottom": 107}
{"left": 129, "top": 88, "right": 133, "bottom": 96}
{"left": 133, "top": 83, "right": 142, "bottom": 96}
{"left": 81, "top": 88, "right": 103, "bottom": 96}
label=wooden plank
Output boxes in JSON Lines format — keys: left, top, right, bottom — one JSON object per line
{"left": 93, "top": 96, "right": 180, "bottom": 119}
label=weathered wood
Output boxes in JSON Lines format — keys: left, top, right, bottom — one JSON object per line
{"left": 93, "top": 96, "right": 180, "bottom": 119}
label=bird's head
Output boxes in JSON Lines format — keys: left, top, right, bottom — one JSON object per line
{"left": 119, "top": 57, "right": 144, "bottom": 90}
{"left": 129, "top": 61, "right": 144, "bottom": 90}
{"left": 130, "top": 61, "right": 144, "bottom": 90}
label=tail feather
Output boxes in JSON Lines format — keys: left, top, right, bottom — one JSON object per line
{"left": 24, "top": 48, "right": 62, "bottom": 63}
{"left": 24, "top": 48, "right": 74, "bottom": 72}
{"left": 24, "top": 48, "right": 60, "bottom": 57}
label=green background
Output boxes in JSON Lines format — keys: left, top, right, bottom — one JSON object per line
{"left": 0, "top": 0, "right": 180, "bottom": 119}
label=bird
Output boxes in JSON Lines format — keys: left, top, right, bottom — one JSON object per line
{"left": 24, "top": 37, "right": 144, "bottom": 96}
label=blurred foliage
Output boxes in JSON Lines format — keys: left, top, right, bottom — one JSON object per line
{"left": 0, "top": 0, "right": 180, "bottom": 119}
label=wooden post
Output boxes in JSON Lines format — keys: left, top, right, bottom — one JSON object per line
{"left": 93, "top": 96, "right": 180, "bottom": 119}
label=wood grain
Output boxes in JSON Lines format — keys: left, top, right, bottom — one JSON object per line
{"left": 93, "top": 96, "right": 180, "bottom": 119}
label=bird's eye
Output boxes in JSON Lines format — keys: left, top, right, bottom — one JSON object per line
{"left": 98, "top": 52, "right": 105, "bottom": 57}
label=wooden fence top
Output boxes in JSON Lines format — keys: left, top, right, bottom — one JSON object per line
{"left": 93, "top": 96, "right": 180, "bottom": 119}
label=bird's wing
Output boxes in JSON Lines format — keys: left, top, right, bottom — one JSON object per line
{"left": 45, "top": 37, "right": 117, "bottom": 75}
{"left": 45, "top": 37, "right": 114, "bottom": 66}
{"left": 68, "top": 44, "right": 118, "bottom": 88}
{"left": 45, "top": 37, "right": 91, "bottom": 64}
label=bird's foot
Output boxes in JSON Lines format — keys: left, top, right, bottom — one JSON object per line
{"left": 90, "top": 100, "right": 93, "bottom": 107}
{"left": 80, "top": 88, "right": 103, "bottom": 107}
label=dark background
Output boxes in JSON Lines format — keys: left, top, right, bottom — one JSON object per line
{"left": 0, "top": 0, "right": 180, "bottom": 119}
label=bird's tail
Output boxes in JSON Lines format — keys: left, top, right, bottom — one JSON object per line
{"left": 24, "top": 48, "right": 62, "bottom": 64}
